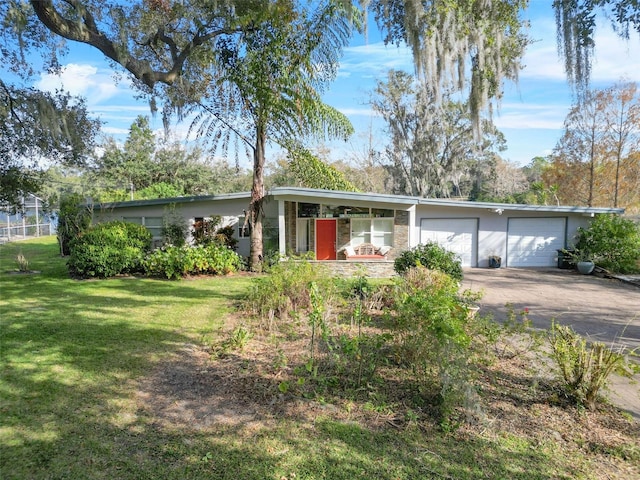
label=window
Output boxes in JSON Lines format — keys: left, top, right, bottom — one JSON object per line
{"left": 297, "top": 219, "right": 310, "bottom": 252}
{"left": 237, "top": 216, "right": 250, "bottom": 238}
{"left": 144, "top": 217, "right": 163, "bottom": 238}
{"left": 351, "top": 218, "right": 393, "bottom": 247}
{"left": 371, "top": 208, "right": 394, "bottom": 218}
{"left": 298, "top": 203, "right": 320, "bottom": 218}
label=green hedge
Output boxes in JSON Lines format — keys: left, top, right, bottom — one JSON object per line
{"left": 144, "top": 244, "right": 242, "bottom": 280}
{"left": 67, "top": 221, "right": 152, "bottom": 278}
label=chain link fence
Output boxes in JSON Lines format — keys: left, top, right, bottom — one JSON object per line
{"left": 1, "top": 194, "right": 56, "bottom": 245}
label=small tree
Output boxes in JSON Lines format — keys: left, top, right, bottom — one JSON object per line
{"left": 188, "top": 3, "right": 354, "bottom": 271}
{"left": 161, "top": 205, "right": 188, "bottom": 247}
{"left": 56, "top": 193, "right": 92, "bottom": 256}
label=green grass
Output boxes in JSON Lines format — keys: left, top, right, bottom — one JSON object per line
{"left": 0, "top": 237, "right": 635, "bottom": 479}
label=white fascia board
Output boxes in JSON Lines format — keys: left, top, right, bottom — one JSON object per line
{"left": 418, "top": 198, "right": 625, "bottom": 215}
{"left": 269, "top": 187, "right": 418, "bottom": 206}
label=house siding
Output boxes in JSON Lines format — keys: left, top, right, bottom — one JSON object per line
{"left": 414, "top": 204, "right": 596, "bottom": 268}
{"left": 89, "top": 188, "right": 622, "bottom": 272}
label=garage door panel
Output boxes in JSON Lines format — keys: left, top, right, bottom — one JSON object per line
{"left": 420, "top": 219, "right": 478, "bottom": 267}
{"left": 507, "top": 218, "right": 565, "bottom": 267}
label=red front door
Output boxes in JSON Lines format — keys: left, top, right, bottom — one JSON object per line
{"left": 316, "top": 219, "right": 337, "bottom": 260}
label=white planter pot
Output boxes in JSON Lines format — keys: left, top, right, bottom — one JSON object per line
{"left": 576, "top": 261, "right": 595, "bottom": 275}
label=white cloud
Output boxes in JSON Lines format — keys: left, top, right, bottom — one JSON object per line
{"left": 340, "top": 42, "right": 414, "bottom": 76}
{"left": 36, "top": 63, "right": 130, "bottom": 104}
{"left": 337, "top": 107, "right": 379, "bottom": 117}
{"left": 101, "top": 126, "right": 130, "bottom": 136}
{"left": 590, "top": 29, "right": 640, "bottom": 83}
{"left": 495, "top": 101, "right": 570, "bottom": 130}
{"left": 518, "top": 18, "right": 640, "bottom": 84}
{"left": 494, "top": 111, "right": 565, "bottom": 131}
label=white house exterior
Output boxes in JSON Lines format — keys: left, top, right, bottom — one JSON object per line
{"left": 93, "top": 187, "right": 624, "bottom": 268}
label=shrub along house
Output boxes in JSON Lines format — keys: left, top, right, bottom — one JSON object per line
{"left": 93, "top": 187, "right": 623, "bottom": 272}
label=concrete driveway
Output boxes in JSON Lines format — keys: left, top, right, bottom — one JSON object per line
{"left": 462, "top": 267, "right": 640, "bottom": 349}
{"left": 462, "top": 267, "right": 640, "bottom": 420}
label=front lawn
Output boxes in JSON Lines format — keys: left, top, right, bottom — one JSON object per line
{"left": 1, "top": 237, "right": 638, "bottom": 479}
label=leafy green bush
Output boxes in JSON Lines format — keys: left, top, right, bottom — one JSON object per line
{"left": 215, "top": 225, "right": 238, "bottom": 251}
{"left": 144, "top": 244, "right": 241, "bottom": 279}
{"left": 68, "top": 221, "right": 152, "bottom": 278}
{"left": 191, "top": 216, "right": 221, "bottom": 246}
{"left": 394, "top": 242, "right": 463, "bottom": 281}
{"left": 191, "top": 216, "right": 239, "bottom": 250}
{"left": 574, "top": 215, "right": 640, "bottom": 273}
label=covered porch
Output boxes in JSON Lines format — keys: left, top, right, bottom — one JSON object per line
{"left": 270, "top": 190, "right": 416, "bottom": 262}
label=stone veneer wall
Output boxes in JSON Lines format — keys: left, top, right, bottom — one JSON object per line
{"left": 310, "top": 260, "right": 396, "bottom": 278}
{"left": 392, "top": 211, "right": 410, "bottom": 259}
{"left": 284, "top": 201, "right": 297, "bottom": 253}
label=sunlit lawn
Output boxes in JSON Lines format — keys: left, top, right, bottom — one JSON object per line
{"left": 0, "top": 237, "right": 636, "bottom": 479}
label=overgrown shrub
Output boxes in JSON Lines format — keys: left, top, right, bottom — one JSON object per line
{"left": 547, "top": 321, "right": 636, "bottom": 410}
{"left": 68, "top": 221, "right": 152, "bottom": 278}
{"left": 215, "top": 225, "right": 238, "bottom": 251}
{"left": 144, "top": 244, "right": 242, "bottom": 279}
{"left": 245, "top": 259, "right": 332, "bottom": 325}
{"left": 394, "top": 242, "right": 463, "bottom": 281}
{"left": 57, "top": 193, "right": 92, "bottom": 256}
{"left": 388, "top": 267, "right": 478, "bottom": 424}
{"left": 574, "top": 214, "right": 640, "bottom": 273}
{"left": 333, "top": 275, "right": 391, "bottom": 387}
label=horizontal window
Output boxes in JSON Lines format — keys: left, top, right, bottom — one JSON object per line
{"left": 351, "top": 218, "right": 393, "bottom": 247}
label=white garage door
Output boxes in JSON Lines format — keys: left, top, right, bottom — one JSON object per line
{"left": 507, "top": 218, "right": 566, "bottom": 267}
{"left": 420, "top": 219, "right": 478, "bottom": 267}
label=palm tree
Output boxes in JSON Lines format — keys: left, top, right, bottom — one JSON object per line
{"left": 188, "top": 2, "right": 356, "bottom": 270}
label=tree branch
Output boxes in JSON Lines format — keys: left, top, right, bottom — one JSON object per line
{"left": 0, "top": 80, "right": 25, "bottom": 128}
{"left": 30, "top": 0, "right": 242, "bottom": 89}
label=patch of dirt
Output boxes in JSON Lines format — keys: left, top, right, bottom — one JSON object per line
{"left": 137, "top": 314, "right": 640, "bottom": 479}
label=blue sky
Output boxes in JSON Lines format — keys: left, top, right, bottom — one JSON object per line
{"left": 32, "top": 2, "right": 640, "bottom": 168}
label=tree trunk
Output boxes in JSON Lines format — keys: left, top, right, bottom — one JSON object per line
{"left": 249, "top": 126, "right": 266, "bottom": 272}
{"left": 588, "top": 134, "right": 595, "bottom": 207}
{"left": 614, "top": 136, "right": 622, "bottom": 208}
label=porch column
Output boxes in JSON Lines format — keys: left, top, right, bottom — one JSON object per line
{"left": 408, "top": 205, "right": 417, "bottom": 248}
{"left": 278, "top": 199, "right": 286, "bottom": 256}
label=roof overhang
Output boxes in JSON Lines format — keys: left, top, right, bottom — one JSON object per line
{"left": 268, "top": 187, "right": 417, "bottom": 207}
{"left": 93, "top": 191, "right": 251, "bottom": 210}
{"left": 92, "top": 187, "right": 625, "bottom": 216}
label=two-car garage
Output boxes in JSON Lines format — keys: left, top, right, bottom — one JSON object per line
{"left": 420, "top": 216, "right": 567, "bottom": 268}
